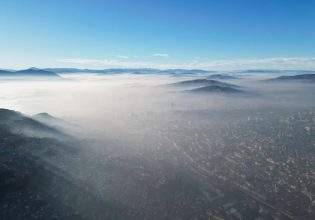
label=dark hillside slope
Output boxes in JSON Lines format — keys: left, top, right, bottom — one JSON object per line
{"left": 0, "top": 109, "right": 127, "bottom": 220}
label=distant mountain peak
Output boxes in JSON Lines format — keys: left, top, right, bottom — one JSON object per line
{"left": 208, "top": 74, "right": 238, "bottom": 80}
{"left": 189, "top": 85, "right": 244, "bottom": 94}
{"left": 33, "top": 112, "right": 60, "bottom": 122}
{"left": 170, "top": 78, "right": 240, "bottom": 88}
{"left": 269, "top": 73, "right": 315, "bottom": 82}
{"left": 29, "top": 67, "right": 39, "bottom": 70}
{"left": 34, "top": 112, "right": 52, "bottom": 117}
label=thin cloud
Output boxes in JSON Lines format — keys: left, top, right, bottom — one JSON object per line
{"left": 58, "top": 58, "right": 176, "bottom": 69}
{"left": 58, "top": 57, "right": 315, "bottom": 70}
{"left": 153, "top": 53, "right": 170, "bottom": 58}
{"left": 115, "top": 55, "right": 129, "bottom": 59}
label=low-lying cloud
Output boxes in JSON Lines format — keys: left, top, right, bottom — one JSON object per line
{"left": 58, "top": 57, "right": 315, "bottom": 70}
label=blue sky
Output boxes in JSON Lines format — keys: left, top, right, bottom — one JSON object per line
{"left": 1, "top": 0, "right": 315, "bottom": 70}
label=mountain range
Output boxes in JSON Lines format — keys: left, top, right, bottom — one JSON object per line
{"left": 1, "top": 67, "right": 315, "bottom": 79}
{"left": 270, "top": 74, "right": 315, "bottom": 82}
{"left": 44, "top": 68, "right": 214, "bottom": 75}
{"left": 240, "top": 69, "right": 315, "bottom": 74}
{"left": 189, "top": 85, "right": 244, "bottom": 94}
{"left": 0, "top": 68, "right": 59, "bottom": 77}
{"left": 169, "top": 78, "right": 247, "bottom": 94}
{"left": 170, "top": 78, "right": 240, "bottom": 88}
{"left": 207, "top": 74, "right": 238, "bottom": 80}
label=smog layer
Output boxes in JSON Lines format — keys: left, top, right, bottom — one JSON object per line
{"left": 1, "top": 71, "right": 315, "bottom": 219}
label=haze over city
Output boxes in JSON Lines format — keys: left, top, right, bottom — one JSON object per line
{"left": 1, "top": 1, "right": 315, "bottom": 220}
